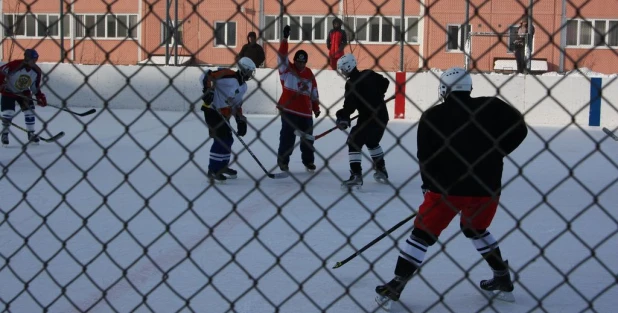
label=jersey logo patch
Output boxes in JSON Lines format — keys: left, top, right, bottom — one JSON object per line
{"left": 15, "top": 74, "right": 32, "bottom": 90}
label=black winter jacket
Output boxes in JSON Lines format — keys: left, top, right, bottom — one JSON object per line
{"left": 418, "top": 93, "right": 528, "bottom": 196}
{"left": 337, "top": 69, "right": 390, "bottom": 127}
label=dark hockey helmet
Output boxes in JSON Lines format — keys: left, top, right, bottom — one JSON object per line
{"left": 24, "top": 48, "right": 39, "bottom": 60}
{"left": 293, "top": 50, "right": 308, "bottom": 63}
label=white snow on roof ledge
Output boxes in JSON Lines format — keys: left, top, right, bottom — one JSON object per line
{"left": 138, "top": 56, "right": 192, "bottom": 65}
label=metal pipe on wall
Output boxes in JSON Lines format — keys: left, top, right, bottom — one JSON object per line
{"left": 174, "top": 0, "right": 179, "bottom": 65}
{"left": 559, "top": 0, "right": 566, "bottom": 72}
{"left": 278, "top": 0, "right": 283, "bottom": 41}
{"left": 400, "top": 0, "right": 404, "bottom": 71}
{"left": 165, "top": 0, "right": 170, "bottom": 65}
{"left": 464, "top": 0, "right": 470, "bottom": 70}
{"left": 527, "top": 0, "right": 533, "bottom": 72}
{"left": 60, "top": 0, "right": 64, "bottom": 62}
{"left": 259, "top": 0, "right": 264, "bottom": 47}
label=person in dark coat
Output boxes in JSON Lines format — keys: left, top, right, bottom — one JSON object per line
{"left": 236, "top": 31, "right": 265, "bottom": 68}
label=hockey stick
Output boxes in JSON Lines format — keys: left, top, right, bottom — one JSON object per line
{"left": 295, "top": 115, "right": 359, "bottom": 141}
{"left": 20, "top": 94, "right": 97, "bottom": 117}
{"left": 332, "top": 212, "right": 417, "bottom": 269}
{"left": 47, "top": 104, "right": 97, "bottom": 117}
{"left": 211, "top": 108, "right": 289, "bottom": 179}
{"left": 1, "top": 117, "right": 65, "bottom": 143}
{"left": 602, "top": 127, "right": 618, "bottom": 141}
{"left": 295, "top": 95, "right": 396, "bottom": 141}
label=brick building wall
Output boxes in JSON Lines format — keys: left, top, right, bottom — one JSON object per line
{"left": 1, "top": 0, "right": 616, "bottom": 73}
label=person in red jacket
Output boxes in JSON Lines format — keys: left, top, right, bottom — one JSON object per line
{"left": 0, "top": 49, "right": 48, "bottom": 146}
{"left": 327, "top": 18, "right": 348, "bottom": 70}
{"left": 276, "top": 25, "right": 321, "bottom": 173}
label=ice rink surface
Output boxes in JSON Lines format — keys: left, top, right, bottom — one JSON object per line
{"left": 1, "top": 109, "right": 617, "bottom": 313}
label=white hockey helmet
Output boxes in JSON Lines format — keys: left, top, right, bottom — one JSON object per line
{"left": 438, "top": 67, "right": 472, "bottom": 100}
{"left": 337, "top": 53, "right": 357, "bottom": 77}
{"left": 237, "top": 57, "right": 256, "bottom": 81}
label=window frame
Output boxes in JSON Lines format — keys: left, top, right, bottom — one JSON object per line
{"left": 566, "top": 18, "right": 618, "bottom": 48}
{"left": 3, "top": 13, "right": 71, "bottom": 38}
{"left": 262, "top": 14, "right": 420, "bottom": 44}
{"left": 446, "top": 24, "right": 470, "bottom": 52}
{"left": 74, "top": 13, "right": 138, "bottom": 39}
{"left": 214, "top": 21, "right": 237, "bottom": 47}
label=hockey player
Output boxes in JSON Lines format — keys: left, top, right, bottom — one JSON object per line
{"left": 336, "top": 53, "right": 390, "bottom": 189}
{"left": 375, "top": 67, "right": 528, "bottom": 308}
{"left": 0, "top": 48, "right": 48, "bottom": 146}
{"left": 276, "top": 25, "right": 321, "bottom": 173}
{"left": 200, "top": 57, "right": 256, "bottom": 183}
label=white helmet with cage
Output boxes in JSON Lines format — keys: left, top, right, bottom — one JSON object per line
{"left": 337, "top": 53, "right": 357, "bottom": 77}
{"left": 438, "top": 67, "right": 472, "bottom": 100}
{"left": 237, "top": 57, "right": 256, "bottom": 81}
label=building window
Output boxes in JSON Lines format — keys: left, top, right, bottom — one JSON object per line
{"left": 161, "top": 20, "right": 183, "bottom": 46}
{"left": 609, "top": 21, "right": 618, "bottom": 46}
{"left": 446, "top": 24, "right": 470, "bottom": 52}
{"left": 263, "top": 15, "right": 420, "bottom": 44}
{"left": 215, "top": 21, "right": 236, "bottom": 47}
{"left": 314, "top": 17, "right": 325, "bottom": 40}
{"left": 75, "top": 14, "right": 138, "bottom": 38}
{"left": 3, "top": 13, "right": 70, "bottom": 37}
{"left": 355, "top": 17, "right": 368, "bottom": 41}
{"left": 289, "top": 16, "right": 300, "bottom": 40}
{"left": 566, "top": 19, "right": 618, "bottom": 47}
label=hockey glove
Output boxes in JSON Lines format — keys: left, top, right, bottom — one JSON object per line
{"left": 19, "top": 99, "right": 32, "bottom": 111}
{"left": 35, "top": 92, "right": 47, "bottom": 107}
{"left": 202, "top": 88, "right": 214, "bottom": 105}
{"left": 336, "top": 118, "right": 349, "bottom": 130}
{"left": 236, "top": 115, "right": 247, "bottom": 137}
{"left": 283, "top": 25, "right": 291, "bottom": 39}
{"left": 314, "top": 110, "right": 321, "bottom": 118}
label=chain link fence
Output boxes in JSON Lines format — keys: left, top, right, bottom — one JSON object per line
{"left": 1, "top": 0, "right": 617, "bottom": 312}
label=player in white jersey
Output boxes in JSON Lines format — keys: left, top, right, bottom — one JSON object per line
{"left": 200, "top": 57, "right": 256, "bottom": 183}
{"left": 0, "top": 49, "right": 48, "bottom": 146}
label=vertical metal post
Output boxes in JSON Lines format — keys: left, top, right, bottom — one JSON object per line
{"left": 526, "top": 0, "right": 533, "bottom": 72}
{"left": 279, "top": 0, "right": 284, "bottom": 40}
{"left": 259, "top": 0, "right": 264, "bottom": 46}
{"left": 60, "top": 0, "right": 65, "bottom": 62}
{"left": 174, "top": 0, "right": 179, "bottom": 65}
{"left": 165, "top": 0, "right": 170, "bottom": 65}
{"left": 464, "top": 0, "right": 470, "bottom": 70}
{"left": 400, "top": 0, "right": 404, "bottom": 71}
{"left": 559, "top": 0, "right": 566, "bottom": 72}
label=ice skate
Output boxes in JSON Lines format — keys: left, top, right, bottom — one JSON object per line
{"left": 304, "top": 163, "right": 316, "bottom": 173}
{"left": 480, "top": 263, "right": 515, "bottom": 302}
{"left": 373, "top": 167, "right": 389, "bottom": 184}
{"left": 375, "top": 277, "right": 407, "bottom": 310}
{"left": 27, "top": 131, "right": 40, "bottom": 145}
{"left": 223, "top": 167, "right": 238, "bottom": 179}
{"left": 207, "top": 170, "right": 227, "bottom": 184}
{"left": 278, "top": 162, "right": 289, "bottom": 172}
{"left": 341, "top": 171, "right": 363, "bottom": 191}
{"left": 1, "top": 133, "right": 8, "bottom": 147}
